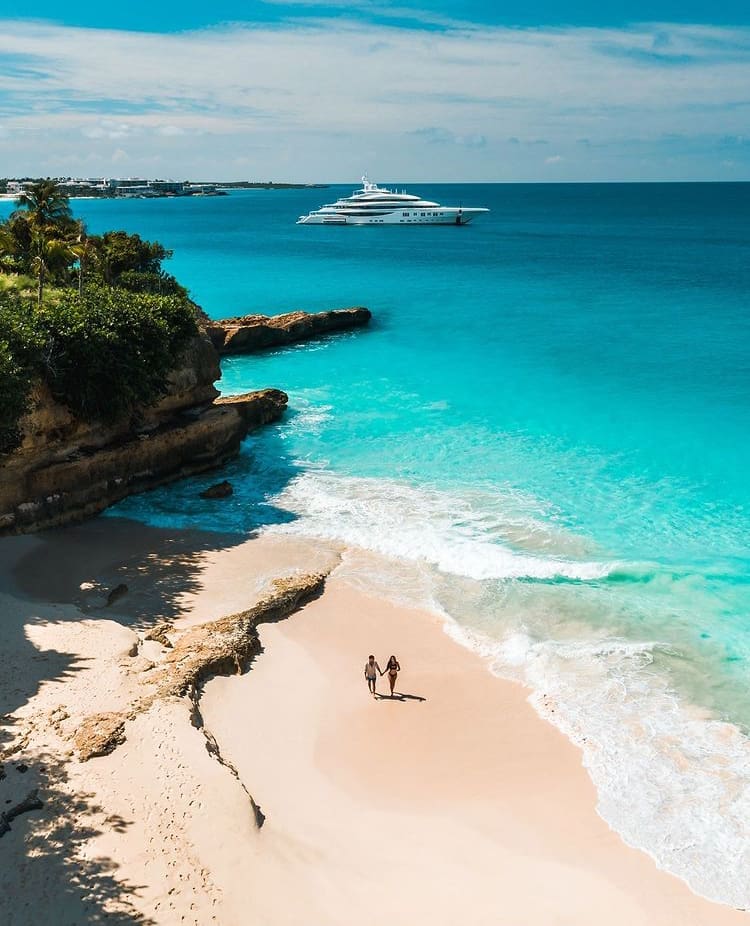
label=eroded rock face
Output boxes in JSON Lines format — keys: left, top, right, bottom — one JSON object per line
{"left": 206, "top": 307, "right": 371, "bottom": 355}
{"left": 0, "top": 333, "right": 288, "bottom": 535}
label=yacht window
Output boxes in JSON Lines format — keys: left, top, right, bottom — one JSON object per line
{"left": 403, "top": 212, "right": 409, "bottom": 217}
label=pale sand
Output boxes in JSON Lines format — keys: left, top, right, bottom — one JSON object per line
{"left": 0, "top": 520, "right": 745, "bottom": 924}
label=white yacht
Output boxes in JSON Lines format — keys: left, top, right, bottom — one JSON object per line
{"left": 297, "top": 176, "right": 489, "bottom": 226}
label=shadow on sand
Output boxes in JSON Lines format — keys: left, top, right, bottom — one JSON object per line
{"left": 375, "top": 692, "right": 427, "bottom": 702}
{"left": 0, "top": 420, "right": 305, "bottom": 923}
{"left": 0, "top": 751, "right": 154, "bottom": 924}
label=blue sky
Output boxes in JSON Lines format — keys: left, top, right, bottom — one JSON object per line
{"left": 1, "top": 1, "right": 749, "bottom": 180}
{"left": 6, "top": 0, "right": 750, "bottom": 31}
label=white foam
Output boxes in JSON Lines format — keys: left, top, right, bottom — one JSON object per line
{"left": 263, "top": 466, "right": 750, "bottom": 909}
{"left": 286, "top": 402, "right": 334, "bottom": 435}
{"left": 443, "top": 618, "right": 750, "bottom": 911}
{"left": 269, "top": 470, "right": 614, "bottom": 582}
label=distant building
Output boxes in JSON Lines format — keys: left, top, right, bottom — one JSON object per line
{"left": 186, "top": 183, "right": 218, "bottom": 195}
{"left": 149, "top": 180, "right": 185, "bottom": 194}
{"left": 109, "top": 178, "right": 148, "bottom": 189}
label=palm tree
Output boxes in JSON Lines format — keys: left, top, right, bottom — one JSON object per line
{"left": 16, "top": 179, "right": 72, "bottom": 230}
{"left": 0, "top": 212, "right": 33, "bottom": 274}
{"left": 14, "top": 181, "right": 74, "bottom": 301}
{"left": 30, "top": 230, "right": 71, "bottom": 307}
{"left": 69, "top": 221, "right": 96, "bottom": 294}
{"left": 0, "top": 224, "right": 18, "bottom": 273}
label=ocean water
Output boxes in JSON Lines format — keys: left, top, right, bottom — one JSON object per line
{"left": 5, "top": 183, "right": 750, "bottom": 906}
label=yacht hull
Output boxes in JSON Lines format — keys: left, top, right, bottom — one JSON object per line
{"left": 298, "top": 208, "right": 488, "bottom": 226}
{"left": 297, "top": 177, "right": 489, "bottom": 225}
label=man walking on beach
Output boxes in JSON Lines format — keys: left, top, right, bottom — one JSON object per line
{"left": 364, "top": 655, "right": 382, "bottom": 696}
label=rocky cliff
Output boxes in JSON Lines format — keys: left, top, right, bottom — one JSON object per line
{"left": 0, "top": 333, "right": 287, "bottom": 535}
{"left": 206, "top": 307, "right": 371, "bottom": 355}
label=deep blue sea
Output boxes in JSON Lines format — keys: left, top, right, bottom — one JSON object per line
{"left": 5, "top": 183, "right": 749, "bottom": 904}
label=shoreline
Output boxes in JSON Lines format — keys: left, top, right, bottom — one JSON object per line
{"left": 0, "top": 519, "right": 745, "bottom": 924}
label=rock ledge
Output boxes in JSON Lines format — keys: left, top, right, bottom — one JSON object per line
{"left": 206, "top": 307, "right": 371, "bottom": 355}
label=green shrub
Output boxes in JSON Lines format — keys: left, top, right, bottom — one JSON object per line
{"left": 0, "top": 294, "right": 44, "bottom": 366}
{"left": 36, "top": 286, "right": 197, "bottom": 422}
{"left": 0, "top": 286, "right": 198, "bottom": 438}
{"left": 94, "top": 231, "right": 172, "bottom": 280}
{"left": 0, "top": 339, "right": 31, "bottom": 453}
{"left": 116, "top": 269, "right": 187, "bottom": 298}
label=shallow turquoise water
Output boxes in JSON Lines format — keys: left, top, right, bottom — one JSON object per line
{"left": 5, "top": 184, "right": 750, "bottom": 902}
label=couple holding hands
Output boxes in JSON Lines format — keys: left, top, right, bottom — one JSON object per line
{"left": 364, "top": 654, "right": 401, "bottom": 697}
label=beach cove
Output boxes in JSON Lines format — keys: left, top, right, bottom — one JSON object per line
{"left": 2, "top": 182, "right": 750, "bottom": 921}
{"left": 0, "top": 520, "right": 745, "bottom": 925}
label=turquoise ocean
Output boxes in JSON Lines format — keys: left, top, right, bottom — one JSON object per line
{"left": 5, "top": 183, "right": 749, "bottom": 905}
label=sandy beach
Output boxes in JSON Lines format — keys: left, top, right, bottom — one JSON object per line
{"left": 0, "top": 518, "right": 745, "bottom": 925}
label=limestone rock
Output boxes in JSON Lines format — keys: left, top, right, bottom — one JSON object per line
{"left": 151, "top": 572, "right": 327, "bottom": 701}
{"left": 0, "top": 332, "right": 288, "bottom": 536}
{"left": 206, "top": 307, "right": 371, "bottom": 355}
{"left": 144, "top": 622, "right": 174, "bottom": 648}
{"left": 73, "top": 712, "right": 127, "bottom": 761}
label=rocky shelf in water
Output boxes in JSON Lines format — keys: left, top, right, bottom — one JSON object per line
{"left": 205, "top": 307, "right": 371, "bottom": 355}
{"left": 0, "top": 306, "right": 371, "bottom": 535}
{"left": 0, "top": 332, "right": 287, "bottom": 535}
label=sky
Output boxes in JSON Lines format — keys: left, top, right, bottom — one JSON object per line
{"left": 0, "top": 1, "right": 749, "bottom": 181}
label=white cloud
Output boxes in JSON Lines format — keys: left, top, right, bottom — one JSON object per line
{"left": 412, "top": 127, "right": 486, "bottom": 147}
{"left": 155, "top": 125, "right": 187, "bottom": 137}
{"left": 0, "top": 18, "right": 749, "bottom": 179}
{"left": 545, "top": 155, "right": 563, "bottom": 164}
{"left": 82, "top": 120, "right": 135, "bottom": 139}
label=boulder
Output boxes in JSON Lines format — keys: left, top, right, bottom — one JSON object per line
{"left": 199, "top": 480, "right": 233, "bottom": 500}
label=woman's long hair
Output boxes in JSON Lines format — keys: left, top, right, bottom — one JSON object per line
{"left": 388, "top": 654, "right": 398, "bottom": 669}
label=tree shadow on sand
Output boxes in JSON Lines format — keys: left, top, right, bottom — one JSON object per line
{"left": 10, "top": 423, "right": 305, "bottom": 627}
{"left": 0, "top": 416, "right": 315, "bottom": 921}
{"left": 0, "top": 751, "right": 154, "bottom": 925}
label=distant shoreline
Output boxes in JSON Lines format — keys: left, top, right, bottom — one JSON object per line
{"left": 0, "top": 181, "right": 329, "bottom": 202}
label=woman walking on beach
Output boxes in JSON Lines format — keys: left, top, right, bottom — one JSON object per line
{"left": 385, "top": 654, "right": 401, "bottom": 697}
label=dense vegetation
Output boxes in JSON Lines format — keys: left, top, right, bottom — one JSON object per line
{"left": 0, "top": 180, "right": 186, "bottom": 302}
{"left": 0, "top": 181, "right": 198, "bottom": 452}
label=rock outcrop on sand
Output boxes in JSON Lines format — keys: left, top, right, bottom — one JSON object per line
{"left": 206, "top": 307, "right": 371, "bottom": 355}
{"left": 73, "top": 713, "right": 127, "bottom": 762}
{"left": 72, "top": 572, "right": 329, "bottom": 765}
{"left": 0, "top": 333, "right": 288, "bottom": 535}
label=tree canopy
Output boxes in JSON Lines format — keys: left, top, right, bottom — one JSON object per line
{"left": 16, "top": 179, "right": 74, "bottom": 229}
{"left": 0, "top": 181, "right": 186, "bottom": 299}
{"left": 0, "top": 180, "right": 199, "bottom": 452}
